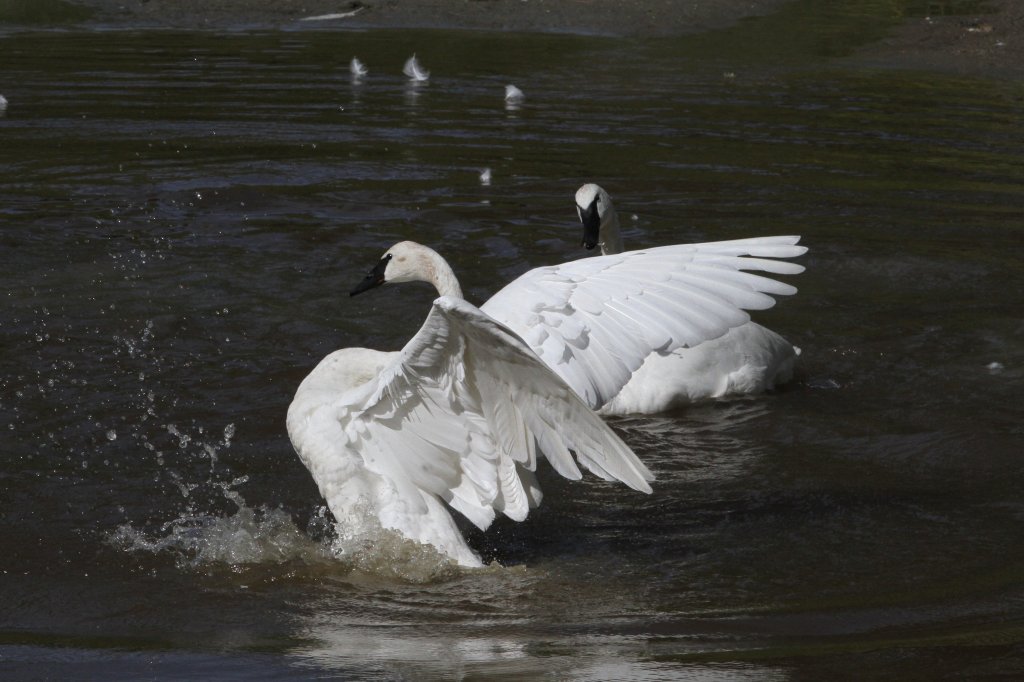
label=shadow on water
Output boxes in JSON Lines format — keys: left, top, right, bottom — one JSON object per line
{"left": 1, "top": 2, "right": 1023, "bottom": 679}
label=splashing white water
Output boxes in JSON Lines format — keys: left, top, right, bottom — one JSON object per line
{"left": 327, "top": 502, "right": 463, "bottom": 582}
{"left": 109, "top": 487, "right": 467, "bottom": 582}
{"left": 108, "top": 486, "right": 328, "bottom": 569}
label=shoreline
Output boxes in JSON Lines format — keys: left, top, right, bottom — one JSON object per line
{"left": 42, "top": 0, "right": 1024, "bottom": 79}
{"left": 64, "top": 0, "right": 793, "bottom": 37}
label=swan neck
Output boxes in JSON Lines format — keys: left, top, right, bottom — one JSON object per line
{"left": 422, "top": 249, "right": 463, "bottom": 299}
{"left": 600, "top": 207, "right": 624, "bottom": 256}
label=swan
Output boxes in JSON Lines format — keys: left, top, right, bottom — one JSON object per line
{"left": 288, "top": 239, "right": 805, "bottom": 566}
{"left": 504, "top": 84, "right": 524, "bottom": 103}
{"left": 402, "top": 54, "right": 430, "bottom": 82}
{"left": 288, "top": 241, "right": 654, "bottom": 567}
{"left": 570, "top": 183, "right": 803, "bottom": 414}
{"left": 350, "top": 57, "right": 367, "bottom": 78}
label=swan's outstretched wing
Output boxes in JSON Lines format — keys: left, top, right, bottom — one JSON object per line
{"left": 290, "top": 296, "right": 652, "bottom": 537}
{"left": 480, "top": 236, "right": 807, "bottom": 410}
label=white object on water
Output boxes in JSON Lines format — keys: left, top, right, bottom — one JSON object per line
{"left": 287, "top": 241, "right": 655, "bottom": 567}
{"left": 504, "top": 84, "right": 524, "bottom": 103}
{"left": 350, "top": 57, "right": 368, "bottom": 78}
{"left": 299, "top": 8, "right": 365, "bottom": 21}
{"left": 564, "top": 183, "right": 804, "bottom": 415}
{"left": 479, "top": 168, "right": 492, "bottom": 186}
{"left": 988, "top": 361, "right": 1005, "bottom": 373}
{"left": 403, "top": 54, "right": 430, "bottom": 82}
{"left": 0, "top": 95, "right": 8, "bottom": 111}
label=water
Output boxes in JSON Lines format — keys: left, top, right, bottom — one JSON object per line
{"left": 2, "top": 15, "right": 1024, "bottom": 680}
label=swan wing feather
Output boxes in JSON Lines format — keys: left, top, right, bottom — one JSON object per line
{"left": 480, "top": 236, "right": 806, "bottom": 410}
{"left": 318, "top": 296, "right": 652, "bottom": 533}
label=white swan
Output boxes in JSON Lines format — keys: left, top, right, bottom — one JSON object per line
{"left": 288, "top": 241, "right": 653, "bottom": 567}
{"left": 288, "top": 238, "right": 804, "bottom": 566}
{"left": 504, "top": 84, "right": 524, "bottom": 103}
{"left": 402, "top": 54, "right": 430, "bottom": 82}
{"left": 350, "top": 57, "right": 367, "bottom": 79}
{"left": 480, "top": 233, "right": 805, "bottom": 414}
{"left": 570, "top": 183, "right": 803, "bottom": 414}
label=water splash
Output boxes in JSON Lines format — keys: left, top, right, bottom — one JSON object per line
{"left": 327, "top": 510, "right": 463, "bottom": 583}
{"left": 109, "top": 487, "right": 466, "bottom": 582}
{"left": 108, "top": 485, "right": 330, "bottom": 570}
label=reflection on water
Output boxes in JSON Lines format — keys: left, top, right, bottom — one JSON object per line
{"left": 2, "top": 14, "right": 1024, "bottom": 681}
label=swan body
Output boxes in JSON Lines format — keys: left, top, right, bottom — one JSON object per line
{"left": 571, "top": 183, "right": 802, "bottom": 414}
{"left": 403, "top": 54, "right": 430, "bottom": 82}
{"left": 288, "top": 242, "right": 655, "bottom": 567}
{"left": 350, "top": 57, "right": 367, "bottom": 78}
{"left": 505, "top": 84, "right": 524, "bottom": 103}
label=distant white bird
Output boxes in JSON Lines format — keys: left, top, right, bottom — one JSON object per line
{"left": 287, "top": 241, "right": 654, "bottom": 567}
{"left": 568, "top": 183, "right": 803, "bottom": 414}
{"left": 403, "top": 54, "right": 430, "bottom": 82}
{"left": 479, "top": 168, "right": 492, "bottom": 186}
{"left": 350, "top": 57, "right": 368, "bottom": 78}
{"left": 0, "top": 95, "right": 8, "bottom": 111}
{"left": 504, "top": 84, "right": 524, "bottom": 103}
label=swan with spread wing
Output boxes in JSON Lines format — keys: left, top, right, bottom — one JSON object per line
{"left": 561, "top": 183, "right": 803, "bottom": 414}
{"left": 287, "top": 238, "right": 805, "bottom": 566}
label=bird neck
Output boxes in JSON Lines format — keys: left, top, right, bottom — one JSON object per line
{"left": 600, "top": 207, "right": 624, "bottom": 256}
{"left": 418, "top": 247, "right": 464, "bottom": 299}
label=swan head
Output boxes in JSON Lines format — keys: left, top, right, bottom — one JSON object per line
{"left": 574, "top": 183, "right": 614, "bottom": 250}
{"left": 350, "top": 241, "right": 463, "bottom": 299}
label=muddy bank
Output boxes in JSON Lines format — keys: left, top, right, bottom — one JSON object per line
{"left": 64, "top": 0, "right": 792, "bottom": 36}
{"left": 847, "top": 0, "right": 1024, "bottom": 78}
{"left": 47, "top": 0, "right": 1024, "bottom": 78}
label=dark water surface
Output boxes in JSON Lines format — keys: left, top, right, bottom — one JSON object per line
{"left": 2, "top": 18, "right": 1023, "bottom": 681}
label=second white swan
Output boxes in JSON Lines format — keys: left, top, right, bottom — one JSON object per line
{"left": 567, "top": 183, "right": 803, "bottom": 414}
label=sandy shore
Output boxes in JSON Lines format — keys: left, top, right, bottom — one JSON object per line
{"left": 64, "top": 0, "right": 1024, "bottom": 78}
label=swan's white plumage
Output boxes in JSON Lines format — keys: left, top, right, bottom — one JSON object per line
{"left": 290, "top": 236, "right": 805, "bottom": 565}
{"left": 350, "top": 57, "right": 367, "bottom": 78}
{"left": 480, "top": 236, "right": 806, "bottom": 413}
{"left": 403, "top": 54, "right": 430, "bottom": 82}
{"left": 505, "top": 84, "right": 524, "bottom": 103}
{"left": 558, "top": 183, "right": 804, "bottom": 414}
{"left": 288, "top": 244, "right": 655, "bottom": 567}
